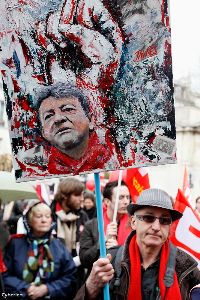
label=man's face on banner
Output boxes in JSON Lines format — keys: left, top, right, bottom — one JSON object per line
{"left": 39, "top": 96, "right": 94, "bottom": 155}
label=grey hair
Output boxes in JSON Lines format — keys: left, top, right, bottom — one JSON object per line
{"left": 28, "top": 202, "right": 52, "bottom": 223}
{"left": 34, "top": 82, "right": 91, "bottom": 118}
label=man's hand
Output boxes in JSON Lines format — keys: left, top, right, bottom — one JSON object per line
{"left": 106, "top": 222, "right": 118, "bottom": 239}
{"left": 85, "top": 254, "right": 114, "bottom": 299}
{"left": 106, "top": 237, "right": 118, "bottom": 249}
{"left": 27, "top": 283, "right": 48, "bottom": 299}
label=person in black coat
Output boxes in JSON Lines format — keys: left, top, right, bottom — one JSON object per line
{"left": 83, "top": 190, "right": 97, "bottom": 220}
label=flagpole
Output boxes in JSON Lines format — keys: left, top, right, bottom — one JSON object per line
{"left": 94, "top": 173, "right": 110, "bottom": 300}
{"left": 113, "top": 170, "right": 123, "bottom": 223}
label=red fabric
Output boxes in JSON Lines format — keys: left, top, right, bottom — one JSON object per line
{"left": 128, "top": 236, "right": 182, "bottom": 300}
{"left": 55, "top": 202, "right": 62, "bottom": 212}
{"left": 109, "top": 168, "right": 150, "bottom": 203}
{"left": 48, "top": 131, "right": 119, "bottom": 174}
{"left": 10, "top": 234, "right": 26, "bottom": 239}
{"left": 170, "top": 189, "right": 200, "bottom": 261}
{"left": 182, "top": 166, "right": 192, "bottom": 201}
{"left": 35, "top": 184, "right": 44, "bottom": 202}
{"left": 125, "top": 168, "right": 150, "bottom": 203}
{"left": 103, "top": 205, "right": 131, "bottom": 245}
{"left": 0, "top": 248, "right": 7, "bottom": 273}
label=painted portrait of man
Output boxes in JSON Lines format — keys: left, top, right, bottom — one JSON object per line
{"left": 18, "top": 82, "right": 120, "bottom": 176}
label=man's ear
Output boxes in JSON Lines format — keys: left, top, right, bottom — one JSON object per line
{"left": 104, "top": 198, "right": 111, "bottom": 207}
{"left": 130, "top": 215, "right": 136, "bottom": 230}
{"left": 88, "top": 114, "right": 95, "bottom": 131}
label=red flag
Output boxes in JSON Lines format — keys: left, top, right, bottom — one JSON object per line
{"left": 125, "top": 168, "right": 150, "bottom": 202}
{"left": 109, "top": 168, "right": 150, "bottom": 202}
{"left": 182, "top": 166, "right": 192, "bottom": 202}
{"left": 35, "top": 183, "right": 51, "bottom": 205}
{"left": 35, "top": 184, "right": 43, "bottom": 202}
{"left": 170, "top": 189, "right": 200, "bottom": 263}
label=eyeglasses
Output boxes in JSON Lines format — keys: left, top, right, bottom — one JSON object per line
{"left": 135, "top": 214, "right": 172, "bottom": 225}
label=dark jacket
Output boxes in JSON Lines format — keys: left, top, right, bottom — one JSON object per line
{"left": 83, "top": 207, "right": 97, "bottom": 221}
{"left": 79, "top": 218, "right": 99, "bottom": 274}
{"left": 75, "top": 231, "right": 200, "bottom": 300}
{"left": 3, "top": 236, "right": 77, "bottom": 300}
{"left": 190, "top": 285, "right": 200, "bottom": 300}
{"left": 75, "top": 209, "right": 89, "bottom": 245}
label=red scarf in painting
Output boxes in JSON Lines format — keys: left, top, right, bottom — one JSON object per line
{"left": 48, "top": 131, "right": 119, "bottom": 174}
{"left": 128, "top": 235, "right": 182, "bottom": 300}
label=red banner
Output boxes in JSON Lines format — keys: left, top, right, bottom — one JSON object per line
{"left": 109, "top": 168, "right": 150, "bottom": 202}
{"left": 170, "top": 189, "right": 200, "bottom": 262}
{"left": 182, "top": 166, "right": 192, "bottom": 202}
{"left": 125, "top": 168, "right": 150, "bottom": 202}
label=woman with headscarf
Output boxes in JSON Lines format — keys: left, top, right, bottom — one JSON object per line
{"left": 2, "top": 201, "right": 77, "bottom": 300}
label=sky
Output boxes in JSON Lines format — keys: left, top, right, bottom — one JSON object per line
{"left": 169, "top": 0, "right": 200, "bottom": 92}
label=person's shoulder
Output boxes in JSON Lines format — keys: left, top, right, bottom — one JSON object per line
{"left": 51, "top": 236, "right": 64, "bottom": 246}
{"left": 78, "top": 209, "right": 89, "bottom": 221}
{"left": 175, "top": 248, "right": 198, "bottom": 277}
{"left": 50, "top": 237, "right": 73, "bottom": 258}
{"left": 176, "top": 248, "right": 198, "bottom": 266}
{"left": 50, "top": 236, "right": 68, "bottom": 251}
{"left": 10, "top": 233, "right": 26, "bottom": 240}
{"left": 6, "top": 234, "right": 27, "bottom": 248}
{"left": 85, "top": 218, "right": 97, "bottom": 227}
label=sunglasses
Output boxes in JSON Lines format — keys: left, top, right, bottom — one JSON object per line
{"left": 135, "top": 214, "right": 172, "bottom": 225}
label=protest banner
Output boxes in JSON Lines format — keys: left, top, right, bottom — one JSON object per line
{"left": 170, "top": 189, "right": 200, "bottom": 267}
{"left": 0, "top": 1, "right": 177, "bottom": 298}
{"left": 0, "top": 0, "right": 176, "bottom": 182}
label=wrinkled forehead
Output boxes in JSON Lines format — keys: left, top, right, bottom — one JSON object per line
{"left": 112, "top": 185, "right": 130, "bottom": 197}
{"left": 135, "top": 206, "right": 171, "bottom": 217}
{"left": 39, "top": 96, "right": 90, "bottom": 121}
{"left": 40, "top": 96, "right": 81, "bottom": 109}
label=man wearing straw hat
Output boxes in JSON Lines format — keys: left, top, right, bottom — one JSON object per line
{"left": 75, "top": 188, "right": 200, "bottom": 300}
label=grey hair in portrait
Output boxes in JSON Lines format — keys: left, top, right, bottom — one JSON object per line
{"left": 34, "top": 82, "right": 91, "bottom": 118}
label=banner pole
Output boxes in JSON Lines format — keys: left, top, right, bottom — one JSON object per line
{"left": 94, "top": 172, "right": 110, "bottom": 300}
{"left": 113, "top": 170, "right": 123, "bottom": 223}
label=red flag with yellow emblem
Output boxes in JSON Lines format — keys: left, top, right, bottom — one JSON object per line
{"left": 109, "top": 168, "right": 150, "bottom": 202}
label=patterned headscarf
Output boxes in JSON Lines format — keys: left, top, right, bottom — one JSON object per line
{"left": 22, "top": 201, "right": 55, "bottom": 285}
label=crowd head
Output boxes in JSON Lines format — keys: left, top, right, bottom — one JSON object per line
{"left": 54, "top": 177, "right": 85, "bottom": 212}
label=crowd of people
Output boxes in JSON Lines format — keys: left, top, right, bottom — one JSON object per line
{"left": 0, "top": 177, "right": 200, "bottom": 300}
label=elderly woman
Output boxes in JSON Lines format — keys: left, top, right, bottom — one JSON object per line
{"left": 3, "top": 201, "right": 77, "bottom": 300}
